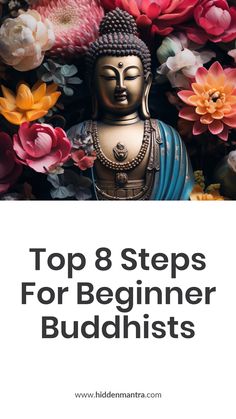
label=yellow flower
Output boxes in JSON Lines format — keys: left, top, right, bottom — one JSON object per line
{"left": 0, "top": 82, "right": 61, "bottom": 125}
{"left": 190, "top": 184, "right": 224, "bottom": 201}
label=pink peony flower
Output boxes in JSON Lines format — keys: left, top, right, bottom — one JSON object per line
{"left": 183, "top": 0, "right": 236, "bottom": 44}
{"left": 71, "top": 149, "right": 96, "bottom": 171}
{"left": 13, "top": 122, "right": 71, "bottom": 173}
{"left": 177, "top": 62, "right": 236, "bottom": 141}
{"left": 0, "top": 132, "right": 22, "bottom": 193}
{"left": 101, "top": 0, "right": 199, "bottom": 37}
{"left": 32, "top": 0, "right": 104, "bottom": 58}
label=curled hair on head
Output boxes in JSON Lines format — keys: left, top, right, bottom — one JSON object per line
{"left": 86, "top": 8, "right": 152, "bottom": 79}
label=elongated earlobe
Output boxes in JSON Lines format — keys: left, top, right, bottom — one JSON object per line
{"left": 141, "top": 72, "right": 152, "bottom": 119}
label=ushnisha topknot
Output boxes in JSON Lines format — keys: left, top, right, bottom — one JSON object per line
{"left": 99, "top": 8, "right": 138, "bottom": 36}
{"left": 86, "top": 8, "right": 151, "bottom": 78}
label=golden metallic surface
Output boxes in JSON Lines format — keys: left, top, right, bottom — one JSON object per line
{"left": 94, "top": 56, "right": 145, "bottom": 117}
{"left": 89, "top": 54, "right": 157, "bottom": 199}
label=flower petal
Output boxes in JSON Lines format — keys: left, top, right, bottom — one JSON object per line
{"left": 45, "top": 83, "right": 59, "bottom": 94}
{"left": 13, "top": 133, "right": 29, "bottom": 160}
{"left": 1, "top": 110, "right": 24, "bottom": 125}
{"left": 224, "top": 68, "right": 236, "bottom": 87}
{"left": 136, "top": 14, "right": 152, "bottom": 28}
{"left": 196, "top": 106, "right": 207, "bottom": 115}
{"left": 26, "top": 150, "right": 62, "bottom": 173}
{"left": 26, "top": 110, "right": 48, "bottom": 121}
{"left": 195, "top": 66, "right": 208, "bottom": 84}
{"left": 191, "top": 83, "right": 205, "bottom": 95}
{"left": 15, "top": 84, "right": 34, "bottom": 110}
{"left": 0, "top": 97, "right": 15, "bottom": 111}
{"left": 223, "top": 115, "right": 236, "bottom": 128}
{"left": 1, "top": 85, "right": 16, "bottom": 104}
{"left": 47, "top": 92, "right": 61, "bottom": 109}
{"left": 208, "top": 119, "right": 224, "bottom": 135}
{"left": 200, "top": 114, "right": 213, "bottom": 124}
{"left": 177, "top": 90, "right": 194, "bottom": 105}
{"left": 166, "top": 48, "right": 196, "bottom": 72}
{"left": 193, "top": 120, "right": 208, "bottom": 135}
{"left": 208, "top": 61, "right": 224, "bottom": 78}
{"left": 179, "top": 106, "right": 199, "bottom": 121}
{"left": 32, "top": 82, "right": 46, "bottom": 103}
{"left": 218, "top": 126, "right": 229, "bottom": 141}
{"left": 147, "top": 3, "right": 161, "bottom": 20}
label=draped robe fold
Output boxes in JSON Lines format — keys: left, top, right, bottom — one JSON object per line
{"left": 67, "top": 120, "right": 194, "bottom": 200}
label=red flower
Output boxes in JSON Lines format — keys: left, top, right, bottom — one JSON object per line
{"left": 183, "top": 0, "right": 236, "bottom": 44}
{"left": 72, "top": 150, "right": 96, "bottom": 171}
{"left": 0, "top": 132, "right": 22, "bottom": 193}
{"left": 13, "top": 122, "right": 71, "bottom": 173}
{"left": 101, "top": 0, "right": 199, "bottom": 37}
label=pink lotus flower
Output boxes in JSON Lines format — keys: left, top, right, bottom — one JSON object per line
{"left": 32, "top": 0, "right": 104, "bottom": 58}
{"left": 177, "top": 62, "right": 236, "bottom": 141}
{"left": 183, "top": 0, "right": 236, "bottom": 44}
{"left": 101, "top": 0, "right": 199, "bottom": 37}
{"left": 71, "top": 149, "right": 96, "bottom": 171}
{"left": 13, "top": 122, "right": 71, "bottom": 173}
{"left": 0, "top": 132, "right": 22, "bottom": 193}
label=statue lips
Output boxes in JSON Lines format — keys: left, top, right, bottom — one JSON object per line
{"left": 114, "top": 88, "right": 128, "bottom": 102}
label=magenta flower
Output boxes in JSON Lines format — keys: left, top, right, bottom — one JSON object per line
{"left": 183, "top": 0, "right": 236, "bottom": 44}
{"left": 0, "top": 132, "right": 22, "bottom": 193}
{"left": 101, "top": 0, "right": 199, "bottom": 37}
{"left": 13, "top": 122, "right": 71, "bottom": 173}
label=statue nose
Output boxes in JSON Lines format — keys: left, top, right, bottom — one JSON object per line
{"left": 116, "top": 75, "right": 126, "bottom": 91}
{"left": 115, "top": 86, "right": 127, "bottom": 94}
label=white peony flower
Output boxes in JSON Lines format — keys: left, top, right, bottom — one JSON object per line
{"left": 228, "top": 46, "right": 236, "bottom": 62}
{"left": 227, "top": 150, "right": 236, "bottom": 173}
{"left": 0, "top": 10, "right": 55, "bottom": 71}
{"left": 156, "top": 33, "right": 215, "bottom": 89}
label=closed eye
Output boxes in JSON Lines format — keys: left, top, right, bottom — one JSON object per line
{"left": 124, "top": 75, "right": 141, "bottom": 80}
{"left": 100, "top": 76, "right": 116, "bottom": 81}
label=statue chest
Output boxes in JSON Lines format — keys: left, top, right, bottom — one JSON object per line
{"left": 90, "top": 120, "right": 157, "bottom": 200}
{"left": 94, "top": 122, "right": 150, "bottom": 181}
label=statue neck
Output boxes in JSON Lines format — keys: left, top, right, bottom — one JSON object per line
{"left": 101, "top": 111, "right": 140, "bottom": 126}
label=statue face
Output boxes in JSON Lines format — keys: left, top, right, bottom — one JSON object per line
{"left": 94, "top": 55, "right": 145, "bottom": 116}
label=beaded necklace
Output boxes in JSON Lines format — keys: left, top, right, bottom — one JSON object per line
{"left": 91, "top": 119, "right": 151, "bottom": 171}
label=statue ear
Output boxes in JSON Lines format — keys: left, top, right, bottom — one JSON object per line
{"left": 141, "top": 72, "right": 152, "bottom": 119}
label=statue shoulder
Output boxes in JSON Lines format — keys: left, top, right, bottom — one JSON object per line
{"left": 154, "top": 119, "right": 183, "bottom": 148}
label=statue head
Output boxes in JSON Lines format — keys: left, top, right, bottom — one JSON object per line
{"left": 86, "top": 8, "right": 152, "bottom": 120}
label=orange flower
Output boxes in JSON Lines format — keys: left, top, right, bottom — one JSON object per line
{"left": 190, "top": 184, "right": 224, "bottom": 201}
{"left": 178, "top": 61, "right": 236, "bottom": 141}
{"left": 0, "top": 82, "right": 61, "bottom": 125}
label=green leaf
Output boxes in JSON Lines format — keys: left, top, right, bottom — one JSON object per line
{"left": 53, "top": 69, "right": 65, "bottom": 84}
{"left": 68, "top": 77, "right": 83, "bottom": 85}
{"left": 61, "top": 64, "right": 78, "bottom": 77}
{"left": 63, "top": 86, "right": 74, "bottom": 96}
{"left": 41, "top": 73, "right": 53, "bottom": 82}
{"left": 47, "top": 174, "right": 60, "bottom": 188}
{"left": 51, "top": 185, "right": 76, "bottom": 199}
{"left": 43, "top": 60, "right": 59, "bottom": 72}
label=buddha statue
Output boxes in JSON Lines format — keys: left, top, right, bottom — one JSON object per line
{"left": 67, "top": 8, "right": 194, "bottom": 200}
